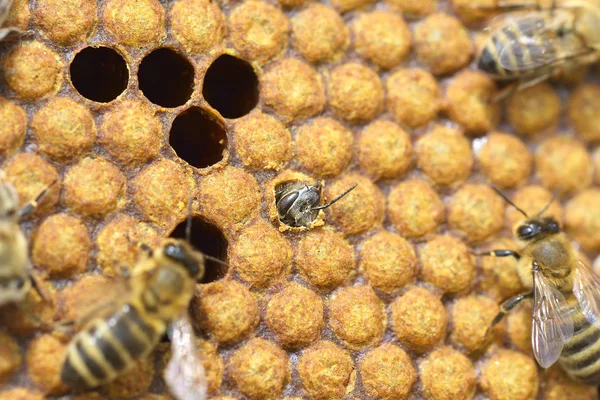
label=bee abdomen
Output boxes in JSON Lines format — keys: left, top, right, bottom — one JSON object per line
{"left": 560, "top": 313, "right": 600, "bottom": 385}
{"left": 61, "top": 303, "right": 162, "bottom": 390}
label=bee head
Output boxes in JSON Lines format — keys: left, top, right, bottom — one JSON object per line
{"left": 160, "top": 239, "right": 205, "bottom": 280}
{"left": 515, "top": 217, "right": 560, "bottom": 241}
{"left": 275, "top": 181, "right": 322, "bottom": 227}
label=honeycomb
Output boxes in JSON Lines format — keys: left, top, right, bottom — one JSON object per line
{"left": 0, "top": 0, "right": 599, "bottom": 399}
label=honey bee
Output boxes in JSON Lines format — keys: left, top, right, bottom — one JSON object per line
{"left": 60, "top": 207, "right": 217, "bottom": 399}
{"left": 479, "top": 187, "right": 600, "bottom": 384}
{"left": 476, "top": 0, "right": 600, "bottom": 100}
{"left": 274, "top": 181, "right": 357, "bottom": 228}
{"left": 0, "top": 171, "right": 51, "bottom": 306}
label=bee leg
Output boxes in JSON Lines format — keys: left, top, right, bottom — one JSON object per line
{"left": 29, "top": 273, "right": 50, "bottom": 303}
{"left": 474, "top": 249, "right": 521, "bottom": 260}
{"left": 18, "top": 179, "right": 57, "bottom": 219}
{"left": 485, "top": 292, "right": 534, "bottom": 337}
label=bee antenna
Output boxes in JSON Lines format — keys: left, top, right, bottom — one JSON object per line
{"left": 312, "top": 183, "right": 357, "bottom": 211}
{"left": 489, "top": 185, "right": 528, "bottom": 218}
{"left": 185, "top": 196, "right": 193, "bottom": 243}
{"left": 202, "top": 254, "right": 229, "bottom": 267}
{"left": 536, "top": 189, "right": 560, "bottom": 217}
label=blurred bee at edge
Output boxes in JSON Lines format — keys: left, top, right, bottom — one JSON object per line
{"left": 476, "top": 0, "right": 600, "bottom": 101}
{"left": 60, "top": 200, "right": 219, "bottom": 400}
{"left": 0, "top": 0, "right": 21, "bottom": 41}
{"left": 478, "top": 187, "right": 600, "bottom": 385}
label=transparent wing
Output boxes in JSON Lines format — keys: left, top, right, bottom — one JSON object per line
{"left": 573, "top": 260, "right": 600, "bottom": 328}
{"left": 164, "top": 314, "right": 207, "bottom": 400}
{"left": 532, "top": 268, "right": 574, "bottom": 368}
{"left": 0, "top": 0, "right": 13, "bottom": 27}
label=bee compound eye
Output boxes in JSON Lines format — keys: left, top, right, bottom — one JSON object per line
{"left": 518, "top": 225, "right": 533, "bottom": 238}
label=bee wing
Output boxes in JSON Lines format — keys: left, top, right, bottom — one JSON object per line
{"left": 573, "top": 260, "right": 600, "bottom": 328}
{"left": 532, "top": 268, "right": 574, "bottom": 368}
{"left": 164, "top": 314, "right": 207, "bottom": 400}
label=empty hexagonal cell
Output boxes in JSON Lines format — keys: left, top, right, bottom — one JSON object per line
{"left": 138, "top": 47, "right": 195, "bottom": 107}
{"left": 169, "top": 107, "right": 227, "bottom": 168}
{"left": 170, "top": 217, "right": 228, "bottom": 283}
{"left": 203, "top": 54, "right": 258, "bottom": 119}
{"left": 70, "top": 46, "right": 129, "bottom": 103}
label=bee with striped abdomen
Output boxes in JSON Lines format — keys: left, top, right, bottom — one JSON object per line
{"left": 0, "top": 171, "right": 52, "bottom": 307}
{"left": 275, "top": 181, "right": 357, "bottom": 228}
{"left": 61, "top": 207, "right": 216, "bottom": 400}
{"left": 476, "top": 0, "right": 600, "bottom": 101}
{"left": 479, "top": 187, "right": 600, "bottom": 384}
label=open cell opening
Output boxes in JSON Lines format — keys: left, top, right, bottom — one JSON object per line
{"left": 70, "top": 47, "right": 128, "bottom": 103}
{"left": 138, "top": 48, "right": 194, "bottom": 108}
{"left": 203, "top": 54, "right": 259, "bottom": 119}
{"left": 170, "top": 217, "right": 228, "bottom": 284}
{"left": 170, "top": 107, "right": 227, "bottom": 168}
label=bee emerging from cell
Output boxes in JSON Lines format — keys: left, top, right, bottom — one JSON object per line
{"left": 477, "top": 186, "right": 600, "bottom": 384}
{"left": 475, "top": 0, "right": 600, "bottom": 101}
{"left": 274, "top": 180, "right": 357, "bottom": 228}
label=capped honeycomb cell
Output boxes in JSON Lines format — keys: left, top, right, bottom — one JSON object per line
{"left": 478, "top": 238, "right": 524, "bottom": 302}
{"left": 63, "top": 157, "right": 126, "bottom": 217}
{"left": 359, "top": 230, "right": 416, "bottom": 293}
{"left": 450, "top": 294, "right": 499, "bottom": 352}
{"left": 295, "top": 227, "right": 355, "bottom": 291}
{"left": 416, "top": 125, "right": 473, "bottom": 186}
{"left": 228, "top": 0, "right": 289, "bottom": 65}
{"left": 0, "top": 388, "right": 45, "bottom": 400}
{"left": 31, "top": 97, "right": 96, "bottom": 161}
{"left": 445, "top": 69, "right": 501, "bottom": 135}
{"left": 543, "top": 368, "right": 598, "bottom": 400}
{"left": 385, "top": 0, "right": 437, "bottom": 17}
{"left": 298, "top": 340, "right": 354, "bottom": 400}
{"left": 386, "top": 68, "right": 441, "bottom": 128}
{"left": 2, "top": 152, "right": 60, "bottom": 216}
{"left": 418, "top": 347, "right": 476, "bottom": 400}
{"left": 4, "top": 0, "right": 30, "bottom": 31}
{"left": 420, "top": 235, "right": 474, "bottom": 293}
{"left": 447, "top": 183, "right": 505, "bottom": 243}
{"left": 228, "top": 338, "right": 289, "bottom": 400}
{"left": 506, "top": 301, "right": 533, "bottom": 355}
{"left": 25, "top": 334, "right": 68, "bottom": 395}
{"left": 481, "top": 350, "right": 539, "bottom": 400}
{"left": 330, "top": 0, "right": 375, "bottom": 13}
{"left": 295, "top": 117, "right": 352, "bottom": 178}
{"left": 507, "top": 83, "right": 560, "bottom": 137}
{"left": 230, "top": 218, "right": 292, "bottom": 286}
{"left": 265, "top": 282, "right": 324, "bottom": 348}
{"left": 326, "top": 62, "right": 384, "bottom": 123}
{"left": 233, "top": 110, "right": 292, "bottom": 171}
{"left": 98, "top": 100, "right": 162, "bottom": 165}
{"left": 359, "top": 343, "right": 416, "bottom": 400}
{"left": 414, "top": 13, "right": 472, "bottom": 76}
{"left": 131, "top": 157, "right": 195, "bottom": 230}
{"left": 535, "top": 135, "right": 592, "bottom": 194}
{"left": 103, "top": 0, "right": 166, "bottom": 47}
{"left": 390, "top": 286, "right": 447, "bottom": 353}
{"left": 0, "top": 97, "right": 26, "bottom": 156}
{"left": 261, "top": 58, "right": 325, "bottom": 124}
{"left": 352, "top": 11, "right": 411, "bottom": 70}
{"left": 193, "top": 280, "right": 259, "bottom": 344}
{"left": 388, "top": 179, "right": 445, "bottom": 238}
{"left": 34, "top": 0, "right": 97, "bottom": 45}
{"left": 170, "top": 0, "right": 226, "bottom": 55}
{"left": 291, "top": 4, "right": 348, "bottom": 63}
{"left": 0, "top": 331, "right": 21, "bottom": 384}
{"left": 328, "top": 285, "right": 386, "bottom": 349}
{"left": 3, "top": 41, "right": 63, "bottom": 101}
{"left": 357, "top": 119, "right": 413, "bottom": 180}
{"left": 325, "top": 173, "right": 384, "bottom": 235}
{"left": 476, "top": 131, "right": 532, "bottom": 189}
{"left": 56, "top": 274, "right": 116, "bottom": 323}
{"left": 198, "top": 166, "right": 261, "bottom": 232}
{"left": 96, "top": 213, "right": 160, "bottom": 275}
{"left": 32, "top": 213, "right": 91, "bottom": 278}
{"left": 0, "top": 278, "right": 56, "bottom": 335}
{"left": 568, "top": 83, "right": 600, "bottom": 143}
{"left": 565, "top": 189, "right": 600, "bottom": 251}
{"left": 197, "top": 340, "right": 224, "bottom": 393}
